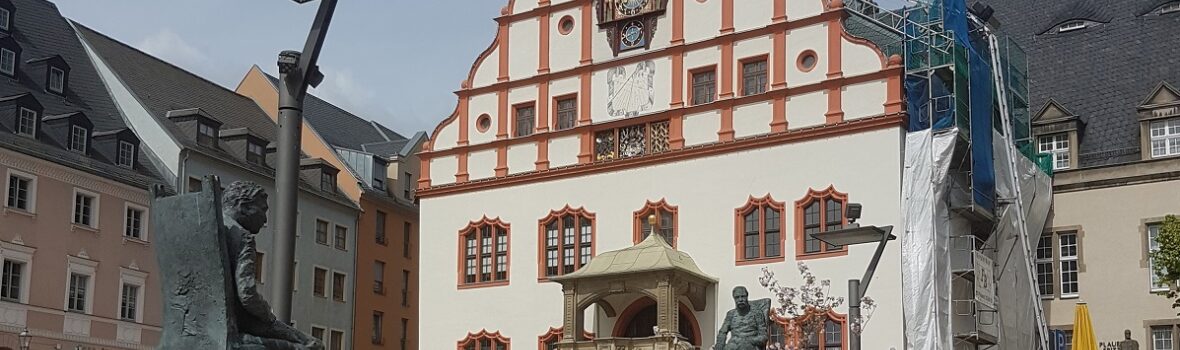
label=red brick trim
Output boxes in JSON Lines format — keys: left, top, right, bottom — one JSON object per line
{"left": 794, "top": 186, "right": 850, "bottom": 260}
{"left": 537, "top": 206, "right": 596, "bottom": 281}
{"left": 457, "top": 217, "right": 512, "bottom": 289}
{"left": 735, "top": 194, "right": 788, "bottom": 266}
{"left": 632, "top": 199, "right": 680, "bottom": 247}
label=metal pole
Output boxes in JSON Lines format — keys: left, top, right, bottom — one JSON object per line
{"left": 272, "top": 0, "right": 338, "bottom": 323}
{"left": 849, "top": 279, "right": 862, "bottom": 350}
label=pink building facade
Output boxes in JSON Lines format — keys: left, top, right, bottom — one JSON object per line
{"left": 0, "top": 150, "right": 159, "bottom": 350}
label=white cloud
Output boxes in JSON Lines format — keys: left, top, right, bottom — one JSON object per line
{"left": 136, "top": 28, "right": 208, "bottom": 69}
{"left": 310, "top": 68, "right": 376, "bottom": 116}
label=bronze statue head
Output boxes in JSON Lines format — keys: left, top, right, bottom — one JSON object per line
{"left": 1126, "top": 329, "right": 1132, "bottom": 340}
{"left": 223, "top": 181, "right": 269, "bottom": 234}
{"left": 732, "top": 286, "right": 750, "bottom": 311}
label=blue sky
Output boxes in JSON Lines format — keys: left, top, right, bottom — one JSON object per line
{"left": 55, "top": 0, "right": 908, "bottom": 137}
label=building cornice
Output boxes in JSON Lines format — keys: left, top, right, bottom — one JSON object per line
{"left": 1053, "top": 156, "right": 1180, "bottom": 193}
{"left": 419, "top": 113, "right": 903, "bottom": 198}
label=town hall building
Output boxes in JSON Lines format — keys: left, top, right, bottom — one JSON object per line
{"left": 415, "top": 0, "right": 906, "bottom": 349}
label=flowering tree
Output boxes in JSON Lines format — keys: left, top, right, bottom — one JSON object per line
{"left": 758, "top": 262, "right": 877, "bottom": 350}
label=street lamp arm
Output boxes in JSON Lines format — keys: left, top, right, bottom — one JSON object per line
{"left": 295, "top": 0, "right": 337, "bottom": 94}
{"left": 858, "top": 225, "right": 893, "bottom": 295}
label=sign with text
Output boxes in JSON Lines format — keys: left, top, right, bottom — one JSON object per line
{"left": 974, "top": 252, "right": 996, "bottom": 309}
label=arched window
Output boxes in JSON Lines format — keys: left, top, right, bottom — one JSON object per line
{"left": 458, "top": 330, "right": 510, "bottom": 350}
{"left": 795, "top": 187, "right": 849, "bottom": 260}
{"left": 769, "top": 311, "right": 848, "bottom": 350}
{"left": 538, "top": 327, "right": 594, "bottom": 350}
{"left": 633, "top": 199, "right": 678, "bottom": 247}
{"left": 539, "top": 206, "right": 595, "bottom": 279}
{"left": 736, "top": 195, "right": 787, "bottom": 265}
{"left": 458, "top": 217, "right": 510, "bottom": 288}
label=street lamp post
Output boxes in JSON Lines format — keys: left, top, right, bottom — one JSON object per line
{"left": 810, "top": 204, "right": 895, "bottom": 350}
{"left": 273, "top": 0, "right": 337, "bottom": 323}
{"left": 18, "top": 328, "right": 29, "bottom": 350}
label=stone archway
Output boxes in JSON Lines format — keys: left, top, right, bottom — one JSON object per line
{"left": 612, "top": 297, "right": 702, "bottom": 345}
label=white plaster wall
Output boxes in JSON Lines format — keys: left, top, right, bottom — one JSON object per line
{"left": 549, "top": 7, "right": 583, "bottom": 73}
{"left": 787, "top": 90, "right": 827, "bottom": 129}
{"left": 549, "top": 135, "right": 581, "bottom": 168}
{"left": 787, "top": 0, "right": 826, "bottom": 20}
{"left": 509, "top": 19, "right": 542, "bottom": 81}
{"left": 469, "top": 93, "right": 500, "bottom": 146}
{"left": 434, "top": 120, "right": 459, "bottom": 152}
{"left": 733, "top": 101, "right": 773, "bottom": 138}
{"left": 550, "top": 76, "right": 580, "bottom": 100}
{"left": 684, "top": 0, "right": 721, "bottom": 44}
{"left": 512, "top": 0, "right": 536, "bottom": 15}
{"left": 472, "top": 47, "right": 501, "bottom": 89}
{"left": 418, "top": 128, "right": 906, "bottom": 350}
{"left": 508, "top": 143, "right": 538, "bottom": 175}
{"left": 432, "top": 155, "right": 458, "bottom": 186}
{"left": 683, "top": 110, "right": 720, "bottom": 147}
{"left": 468, "top": 149, "right": 498, "bottom": 181}
{"left": 786, "top": 23, "right": 828, "bottom": 88}
{"left": 842, "top": 80, "right": 887, "bottom": 121}
{"left": 508, "top": 84, "right": 541, "bottom": 107}
{"left": 842, "top": 37, "right": 885, "bottom": 77}
{"left": 734, "top": 0, "right": 774, "bottom": 32}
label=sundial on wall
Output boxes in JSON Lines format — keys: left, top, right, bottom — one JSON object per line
{"left": 607, "top": 60, "right": 656, "bottom": 118}
{"left": 596, "top": 0, "right": 668, "bottom": 56}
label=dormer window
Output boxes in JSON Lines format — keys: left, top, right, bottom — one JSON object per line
{"left": 1150, "top": 118, "right": 1180, "bottom": 158}
{"left": 117, "top": 141, "right": 135, "bottom": 168}
{"left": 15, "top": 107, "right": 35, "bottom": 136}
{"left": 321, "top": 171, "right": 336, "bottom": 193}
{"left": 246, "top": 141, "right": 265, "bottom": 166}
{"left": 1058, "top": 21, "right": 1087, "bottom": 32}
{"left": 1161, "top": 2, "right": 1180, "bottom": 14}
{"left": 48, "top": 67, "right": 65, "bottom": 94}
{"left": 197, "top": 122, "right": 218, "bottom": 147}
{"left": 0, "top": 7, "right": 9, "bottom": 32}
{"left": 0, "top": 48, "right": 14, "bottom": 76}
{"left": 69, "top": 125, "right": 88, "bottom": 153}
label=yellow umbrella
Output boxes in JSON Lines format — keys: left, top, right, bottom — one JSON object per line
{"left": 1072, "top": 302, "right": 1097, "bottom": 350}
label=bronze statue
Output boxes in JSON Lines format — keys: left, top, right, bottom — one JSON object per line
{"left": 715, "top": 286, "right": 772, "bottom": 350}
{"left": 223, "top": 182, "right": 323, "bottom": 350}
{"left": 1119, "top": 329, "right": 1140, "bottom": 350}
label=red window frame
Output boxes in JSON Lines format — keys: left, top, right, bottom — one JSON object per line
{"left": 735, "top": 195, "right": 787, "bottom": 265}
{"left": 632, "top": 199, "right": 678, "bottom": 247}
{"left": 458, "top": 330, "right": 511, "bottom": 350}
{"left": 538, "top": 206, "right": 596, "bottom": 280}
{"left": 770, "top": 311, "right": 848, "bottom": 350}
{"left": 538, "top": 327, "right": 594, "bottom": 350}
{"left": 457, "top": 217, "right": 511, "bottom": 289}
{"left": 795, "top": 186, "right": 850, "bottom": 260}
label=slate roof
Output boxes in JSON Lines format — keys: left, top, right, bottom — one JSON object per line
{"left": 980, "top": 0, "right": 1180, "bottom": 167}
{"left": 72, "top": 22, "right": 355, "bottom": 207}
{"left": 0, "top": 0, "right": 163, "bottom": 190}
{"left": 261, "top": 72, "right": 412, "bottom": 158}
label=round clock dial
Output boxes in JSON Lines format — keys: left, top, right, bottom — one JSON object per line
{"left": 615, "top": 0, "right": 649, "bottom": 17}
{"left": 620, "top": 20, "right": 645, "bottom": 49}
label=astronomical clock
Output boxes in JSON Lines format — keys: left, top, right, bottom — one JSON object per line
{"left": 596, "top": 0, "right": 669, "bottom": 55}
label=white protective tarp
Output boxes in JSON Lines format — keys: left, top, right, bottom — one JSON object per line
{"left": 993, "top": 131, "right": 1054, "bottom": 350}
{"left": 901, "top": 129, "right": 958, "bottom": 350}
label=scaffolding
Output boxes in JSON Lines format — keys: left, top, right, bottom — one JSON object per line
{"left": 845, "top": 0, "right": 1052, "bottom": 349}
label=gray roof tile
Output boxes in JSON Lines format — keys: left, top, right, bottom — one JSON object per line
{"left": 262, "top": 73, "right": 408, "bottom": 156}
{"left": 981, "top": 0, "right": 1180, "bottom": 168}
{"left": 0, "top": 0, "right": 163, "bottom": 189}
{"left": 73, "top": 21, "right": 355, "bottom": 207}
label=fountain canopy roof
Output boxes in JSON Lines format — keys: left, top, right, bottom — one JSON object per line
{"left": 551, "top": 233, "right": 717, "bottom": 284}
